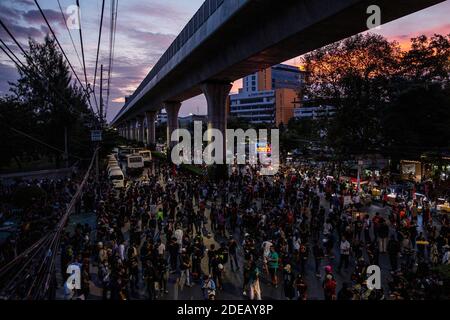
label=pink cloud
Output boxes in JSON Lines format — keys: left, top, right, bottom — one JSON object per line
{"left": 387, "top": 23, "right": 450, "bottom": 49}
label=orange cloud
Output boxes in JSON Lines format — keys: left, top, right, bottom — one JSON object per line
{"left": 388, "top": 23, "right": 450, "bottom": 50}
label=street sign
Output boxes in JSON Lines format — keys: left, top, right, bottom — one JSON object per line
{"left": 91, "top": 130, "right": 102, "bottom": 142}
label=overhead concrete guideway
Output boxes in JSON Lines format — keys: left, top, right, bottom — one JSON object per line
{"left": 111, "top": 0, "right": 445, "bottom": 127}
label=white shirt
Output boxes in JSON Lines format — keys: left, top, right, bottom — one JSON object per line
{"left": 443, "top": 251, "right": 450, "bottom": 264}
{"left": 323, "top": 222, "right": 332, "bottom": 235}
{"left": 118, "top": 244, "right": 125, "bottom": 261}
{"left": 158, "top": 243, "right": 166, "bottom": 255}
{"left": 262, "top": 241, "right": 273, "bottom": 257}
{"left": 174, "top": 228, "right": 183, "bottom": 245}
{"left": 340, "top": 240, "right": 351, "bottom": 255}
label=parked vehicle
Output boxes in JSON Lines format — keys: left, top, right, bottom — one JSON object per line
{"left": 437, "top": 198, "right": 450, "bottom": 213}
{"left": 107, "top": 159, "right": 119, "bottom": 170}
{"left": 108, "top": 165, "right": 121, "bottom": 175}
{"left": 126, "top": 154, "right": 144, "bottom": 175}
{"left": 118, "top": 147, "right": 133, "bottom": 161}
{"left": 138, "top": 150, "right": 152, "bottom": 166}
{"left": 108, "top": 168, "right": 125, "bottom": 188}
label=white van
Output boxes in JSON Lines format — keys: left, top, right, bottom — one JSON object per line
{"left": 138, "top": 150, "right": 152, "bottom": 166}
{"left": 109, "top": 168, "right": 125, "bottom": 188}
{"left": 107, "top": 160, "right": 119, "bottom": 170}
{"left": 108, "top": 165, "right": 121, "bottom": 175}
{"left": 126, "top": 154, "right": 144, "bottom": 175}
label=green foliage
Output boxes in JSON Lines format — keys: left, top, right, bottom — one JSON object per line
{"left": 151, "top": 151, "right": 166, "bottom": 159}
{"left": 302, "top": 33, "right": 450, "bottom": 159}
{"left": 0, "top": 35, "right": 95, "bottom": 170}
{"left": 383, "top": 84, "right": 450, "bottom": 159}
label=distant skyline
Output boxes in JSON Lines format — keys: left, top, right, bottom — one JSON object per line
{"left": 0, "top": 0, "right": 449, "bottom": 122}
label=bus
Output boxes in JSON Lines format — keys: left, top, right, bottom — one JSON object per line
{"left": 126, "top": 154, "right": 144, "bottom": 175}
{"left": 138, "top": 150, "right": 152, "bottom": 166}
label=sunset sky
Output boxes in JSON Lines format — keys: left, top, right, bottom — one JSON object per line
{"left": 0, "top": 0, "right": 449, "bottom": 122}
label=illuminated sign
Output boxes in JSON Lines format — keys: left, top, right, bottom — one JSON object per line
{"left": 256, "top": 143, "right": 271, "bottom": 153}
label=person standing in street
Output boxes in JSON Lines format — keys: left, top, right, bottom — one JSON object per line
{"left": 338, "top": 236, "right": 351, "bottom": 271}
{"left": 267, "top": 246, "right": 279, "bottom": 287}
{"left": 378, "top": 218, "right": 389, "bottom": 253}
{"left": 282, "top": 264, "right": 296, "bottom": 300}
{"left": 228, "top": 236, "right": 239, "bottom": 272}
{"left": 387, "top": 235, "right": 400, "bottom": 272}
{"left": 248, "top": 261, "right": 262, "bottom": 300}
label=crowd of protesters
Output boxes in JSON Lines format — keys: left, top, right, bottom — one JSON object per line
{"left": 1, "top": 157, "right": 449, "bottom": 300}
{"left": 0, "top": 175, "right": 82, "bottom": 268}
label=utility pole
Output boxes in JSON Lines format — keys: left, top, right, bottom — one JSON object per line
{"left": 100, "top": 64, "right": 104, "bottom": 125}
{"left": 95, "top": 64, "right": 104, "bottom": 183}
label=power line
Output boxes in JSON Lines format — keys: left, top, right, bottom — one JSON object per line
{"left": 32, "top": 0, "right": 95, "bottom": 115}
{"left": 0, "top": 41, "right": 94, "bottom": 161}
{"left": 32, "top": 0, "right": 85, "bottom": 91}
{"left": 27, "top": 148, "right": 99, "bottom": 300}
{"left": 0, "top": 38, "right": 25, "bottom": 69}
{"left": 0, "top": 118, "right": 84, "bottom": 161}
{"left": 0, "top": 22, "right": 92, "bottom": 118}
{"left": 0, "top": 149, "right": 99, "bottom": 299}
{"left": 75, "top": 0, "right": 89, "bottom": 89}
{"left": 105, "top": 0, "right": 119, "bottom": 120}
{"left": 93, "top": 0, "right": 106, "bottom": 112}
{"left": 56, "top": 0, "right": 83, "bottom": 73}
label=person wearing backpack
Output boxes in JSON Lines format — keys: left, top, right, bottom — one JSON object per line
{"left": 294, "top": 274, "right": 308, "bottom": 300}
{"left": 323, "top": 273, "right": 337, "bottom": 300}
{"left": 201, "top": 274, "right": 216, "bottom": 300}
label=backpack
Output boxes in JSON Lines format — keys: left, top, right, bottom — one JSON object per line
{"left": 324, "top": 279, "right": 336, "bottom": 295}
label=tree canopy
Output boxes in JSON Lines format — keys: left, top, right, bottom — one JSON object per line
{"left": 0, "top": 35, "right": 96, "bottom": 169}
{"left": 298, "top": 32, "right": 450, "bottom": 160}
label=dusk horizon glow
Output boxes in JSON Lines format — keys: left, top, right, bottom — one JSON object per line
{"left": 1, "top": 0, "right": 449, "bottom": 122}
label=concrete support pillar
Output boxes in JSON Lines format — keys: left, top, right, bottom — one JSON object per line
{"left": 129, "top": 120, "right": 134, "bottom": 141}
{"left": 126, "top": 121, "right": 132, "bottom": 140}
{"left": 164, "top": 101, "right": 181, "bottom": 148}
{"left": 145, "top": 111, "right": 157, "bottom": 148}
{"left": 137, "top": 116, "right": 145, "bottom": 143}
{"left": 132, "top": 119, "right": 138, "bottom": 141}
{"left": 201, "top": 81, "right": 232, "bottom": 180}
{"left": 201, "top": 81, "right": 232, "bottom": 143}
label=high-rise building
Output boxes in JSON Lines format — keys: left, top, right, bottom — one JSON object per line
{"left": 293, "top": 105, "right": 336, "bottom": 120}
{"left": 229, "top": 64, "right": 304, "bottom": 125}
